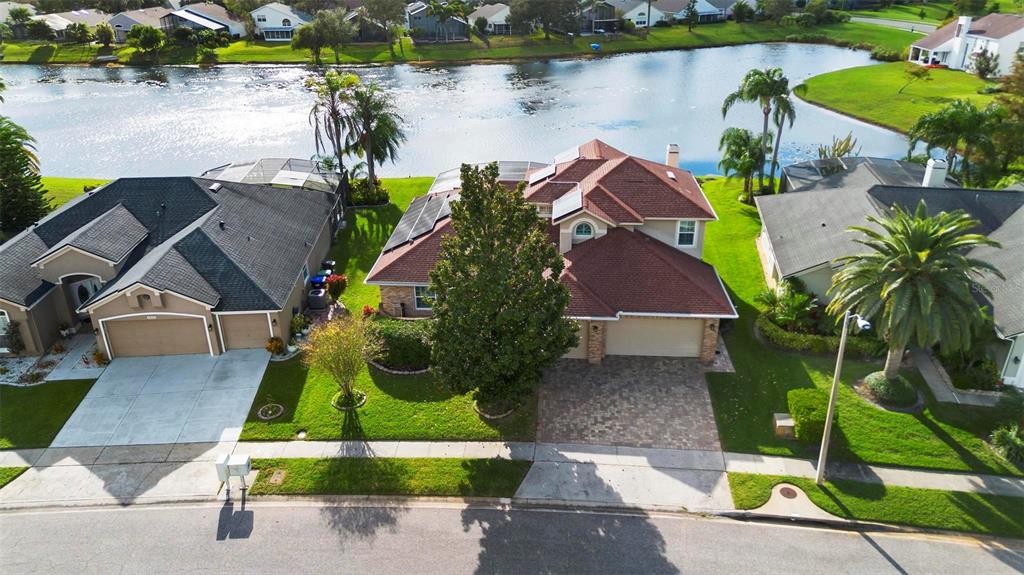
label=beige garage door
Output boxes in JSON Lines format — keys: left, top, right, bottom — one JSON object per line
{"left": 220, "top": 314, "right": 270, "bottom": 350}
{"left": 605, "top": 317, "right": 703, "bottom": 357}
{"left": 105, "top": 316, "right": 209, "bottom": 357}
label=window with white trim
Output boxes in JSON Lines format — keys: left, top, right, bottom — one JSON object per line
{"left": 0, "top": 309, "right": 10, "bottom": 351}
{"left": 414, "top": 286, "right": 436, "bottom": 310}
{"left": 677, "top": 220, "right": 696, "bottom": 247}
{"left": 256, "top": 14, "right": 266, "bottom": 22}
{"left": 282, "top": 18, "right": 291, "bottom": 26}
{"left": 302, "top": 264, "right": 310, "bottom": 282}
{"left": 573, "top": 222, "right": 594, "bottom": 240}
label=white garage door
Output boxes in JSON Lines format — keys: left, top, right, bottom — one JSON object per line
{"left": 605, "top": 317, "right": 703, "bottom": 357}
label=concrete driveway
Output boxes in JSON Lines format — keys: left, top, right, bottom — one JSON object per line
{"left": 51, "top": 350, "right": 269, "bottom": 448}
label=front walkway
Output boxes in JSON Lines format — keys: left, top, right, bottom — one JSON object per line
{"left": 911, "top": 348, "right": 1002, "bottom": 408}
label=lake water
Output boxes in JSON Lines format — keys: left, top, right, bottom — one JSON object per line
{"left": 1, "top": 43, "right": 911, "bottom": 179}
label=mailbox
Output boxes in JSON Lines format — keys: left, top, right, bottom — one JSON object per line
{"left": 215, "top": 453, "right": 230, "bottom": 482}
{"left": 227, "top": 454, "right": 251, "bottom": 477}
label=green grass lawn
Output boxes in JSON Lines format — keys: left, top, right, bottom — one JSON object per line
{"left": 700, "top": 177, "right": 1022, "bottom": 477}
{"left": 797, "top": 61, "right": 997, "bottom": 133}
{"left": 2, "top": 22, "right": 917, "bottom": 65}
{"left": 0, "top": 380, "right": 95, "bottom": 449}
{"left": 848, "top": 1, "right": 955, "bottom": 24}
{"left": 249, "top": 457, "right": 531, "bottom": 497}
{"left": 729, "top": 473, "right": 1024, "bottom": 537}
{"left": 41, "top": 176, "right": 111, "bottom": 209}
{"left": 0, "top": 467, "right": 28, "bottom": 489}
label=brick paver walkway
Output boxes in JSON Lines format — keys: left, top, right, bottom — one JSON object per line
{"left": 537, "top": 357, "right": 721, "bottom": 450}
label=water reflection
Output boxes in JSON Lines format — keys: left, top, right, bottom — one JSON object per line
{"left": 2, "top": 44, "right": 910, "bottom": 178}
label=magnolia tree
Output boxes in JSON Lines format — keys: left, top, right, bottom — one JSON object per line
{"left": 302, "top": 315, "right": 380, "bottom": 408}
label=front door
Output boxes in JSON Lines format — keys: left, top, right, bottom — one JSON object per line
{"left": 70, "top": 277, "right": 103, "bottom": 309}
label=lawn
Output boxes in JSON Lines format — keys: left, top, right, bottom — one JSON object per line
{"left": 41, "top": 176, "right": 111, "bottom": 209}
{"left": 249, "top": 457, "right": 531, "bottom": 497}
{"left": 0, "top": 379, "right": 95, "bottom": 449}
{"left": 797, "top": 61, "right": 997, "bottom": 133}
{"left": 0, "top": 467, "right": 28, "bottom": 489}
{"left": 848, "top": 1, "right": 955, "bottom": 25}
{"left": 700, "top": 177, "right": 1022, "bottom": 476}
{"left": 2, "top": 22, "right": 918, "bottom": 66}
{"left": 729, "top": 473, "right": 1024, "bottom": 537}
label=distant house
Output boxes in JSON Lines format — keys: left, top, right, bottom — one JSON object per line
{"left": 160, "top": 2, "right": 247, "bottom": 38}
{"left": 654, "top": 0, "right": 731, "bottom": 23}
{"left": 468, "top": 3, "right": 511, "bottom": 34}
{"left": 0, "top": 1, "right": 35, "bottom": 22}
{"left": 108, "top": 7, "right": 172, "bottom": 43}
{"left": 909, "top": 14, "right": 1024, "bottom": 76}
{"left": 578, "top": 1, "right": 618, "bottom": 33}
{"left": 406, "top": 1, "right": 469, "bottom": 42}
{"left": 344, "top": 8, "right": 388, "bottom": 42}
{"left": 32, "top": 9, "right": 107, "bottom": 40}
{"left": 250, "top": 2, "right": 310, "bottom": 41}
{"left": 755, "top": 156, "right": 1024, "bottom": 388}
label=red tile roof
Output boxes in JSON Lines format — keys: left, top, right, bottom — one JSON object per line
{"left": 366, "top": 220, "right": 450, "bottom": 284}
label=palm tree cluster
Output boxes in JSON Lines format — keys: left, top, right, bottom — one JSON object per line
{"left": 908, "top": 99, "right": 1000, "bottom": 186}
{"left": 306, "top": 70, "right": 407, "bottom": 200}
{"left": 720, "top": 67, "right": 795, "bottom": 200}
{"left": 0, "top": 75, "right": 50, "bottom": 242}
{"left": 426, "top": 0, "right": 468, "bottom": 43}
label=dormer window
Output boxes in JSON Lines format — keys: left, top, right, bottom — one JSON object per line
{"left": 573, "top": 222, "right": 594, "bottom": 240}
{"left": 282, "top": 18, "right": 291, "bottom": 26}
{"left": 677, "top": 220, "right": 696, "bottom": 247}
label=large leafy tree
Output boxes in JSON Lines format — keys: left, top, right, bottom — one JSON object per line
{"left": 343, "top": 82, "right": 406, "bottom": 185}
{"left": 827, "top": 201, "right": 1002, "bottom": 380}
{"left": 292, "top": 23, "right": 326, "bottom": 65}
{"left": 0, "top": 117, "right": 49, "bottom": 242}
{"left": 994, "top": 53, "right": 1024, "bottom": 173}
{"left": 509, "top": 0, "right": 576, "bottom": 38}
{"left": 718, "top": 127, "right": 766, "bottom": 204}
{"left": 908, "top": 99, "right": 999, "bottom": 185}
{"left": 317, "top": 7, "right": 358, "bottom": 65}
{"left": 306, "top": 70, "right": 360, "bottom": 180}
{"left": 722, "top": 67, "right": 790, "bottom": 192}
{"left": 430, "top": 164, "right": 577, "bottom": 411}
{"left": 126, "top": 25, "right": 164, "bottom": 56}
{"left": 94, "top": 22, "right": 115, "bottom": 47}
{"left": 64, "top": 22, "right": 92, "bottom": 44}
{"left": 363, "top": 0, "right": 407, "bottom": 56}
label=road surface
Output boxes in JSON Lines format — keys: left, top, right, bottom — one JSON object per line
{"left": 1, "top": 501, "right": 1021, "bottom": 573}
{"left": 851, "top": 16, "right": 936, "bottom": 34}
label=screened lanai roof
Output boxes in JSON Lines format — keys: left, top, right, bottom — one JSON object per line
{"left": 201, "top": 158, "right": 340, "bottom": 194}
{"left": 427, "top": 161, "right": 549, "bottom": 194}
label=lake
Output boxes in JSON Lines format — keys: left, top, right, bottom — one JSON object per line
{"left": 0, "top": 43, "right": 910, "bottom": 179}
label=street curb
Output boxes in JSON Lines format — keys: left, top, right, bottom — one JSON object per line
{"left": 717, "top": 509, "right": 931, "bottom": 535}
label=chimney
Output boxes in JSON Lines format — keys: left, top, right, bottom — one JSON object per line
{"left": 922, "top": 158, "right": 948, "bottom": 187}
{"left": 665, "top": 143, "right": 680, "bottom": 168}
{"left": 955, "top": 16, "right": 971, "bottom": 38}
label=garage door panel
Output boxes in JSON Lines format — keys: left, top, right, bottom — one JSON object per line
{"left": 605, "top": 317, "right": 702, "bottom": 358}
{"left": 106, "top": 317, "right": 208, "bottom": 357}
{"left": 221, "top": 314, "right": 270, "bottom": 350}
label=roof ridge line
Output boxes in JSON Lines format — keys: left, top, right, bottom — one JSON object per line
{"left": 631, "top": 230, "right": 721, "bottom": 303}
{"left": 591, "top": 182, "right": 644, "bottom": 223}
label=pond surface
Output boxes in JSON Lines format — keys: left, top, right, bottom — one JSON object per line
{"left": 1, "top": 43, "right": 910, "bottom": 179}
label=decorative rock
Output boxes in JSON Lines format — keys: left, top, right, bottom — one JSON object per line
{"left": 774, "top": 412, "right": 795, "bottom": 439}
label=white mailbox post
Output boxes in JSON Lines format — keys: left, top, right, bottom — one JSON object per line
{"left": 216, "top": 453, "right": 252, "bottom": 495}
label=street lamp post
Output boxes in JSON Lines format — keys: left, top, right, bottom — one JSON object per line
{"left": 815, "top": 310, "right": 870, "bottom": 485}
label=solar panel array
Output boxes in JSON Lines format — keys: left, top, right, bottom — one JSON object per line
{"left": 382, "top": 193, "right": 454, "bottom": 251}
{"left": 527, "top": 164, "right": 557, "bottom": 185}
{"left": 553, "top": 145, "right": 581, "bottom": 165}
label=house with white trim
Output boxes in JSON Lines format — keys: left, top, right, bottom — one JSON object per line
{"left": 250, "top": 2, "right": 311, "bottom": 42}
{"left": 108, "top": 7, "right": 172, "bottom": 43}
{"left": 909, "top": 13, "right": 1024, "bottom": 76}
{"left": 467, "top": 2, "right": 512, "bottom": 34}
{"left": 160, "top": 2, "right": 247, "bottom": 38}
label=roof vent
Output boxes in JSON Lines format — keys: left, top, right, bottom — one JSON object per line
{"left": 209, "top": 182, "right": 222, "bottom": 193}
{"left": 219, "top": 220, "right": 226, "bottom": 230}
{"left": 666, "top": 171, "right": 677, "bottom": 181}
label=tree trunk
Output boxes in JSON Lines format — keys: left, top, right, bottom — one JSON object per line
{"left": 759, "top": 107, "right": 771, "bottom": 191}
{"left": 367, "top": 140, "right": 376, "bottom": 185}
{"left": 331, "top": 114, "right": 345, "bottom": 173}
{"left": 962, "top": 144, "right": 972, "bottom": 184}
{"left": 769, "top": 121, "right": 784, "bottom": 193}
{"left": 883, "top": 344, "right": 905, "bottom": 380}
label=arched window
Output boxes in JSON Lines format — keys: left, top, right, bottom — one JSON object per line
{"left": 282, "top": 18, "right": 292, "bottom": 26}
{"left": 573, "top": 222, "right": 594, "bottom": 240}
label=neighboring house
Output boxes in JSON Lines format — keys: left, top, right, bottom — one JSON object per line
{"left": 32, "top": 9, "right": 107, "bottom": 40}
{"left": 909, "top": 14, "right": 1024, "bottom": 76}
{"left": 607, "top": 0, "right": 665, "bottom": 28}
{"left": 200, "top": 157, "right": 343, "bottom": 199}
{"left": 365, "top": 140, "right": 738, "bottom": 365}
{"left": 406, "top": 1, "right": 470, "bottom": 42}
{"left": 468, "top": 3, "right": 512, "bottom": 34}
{"left": 0, "top": 176, "right": 341, "bottom": 360}
{"left": 755, "top": 157, "right": 1024, "bottom": 388}
{"left": 0, "top": 1, "right": 35, "bottom": 22}
{"left": 578, "top": 1, "right": 618, "bottom": 33}
{"left": 343, "top": 7, "right": 388, "bottom": 42}
{"left": 160, "top": 2, "right": 246, "bottom": 38}
{"left": 250, "top": 2, "right": 310, "bottom": 41}
{"left": 108, "top": 7, "right": 172, "bottom": 43}
{"left": 654, "top": 0, "right": 731, "bottom": 23}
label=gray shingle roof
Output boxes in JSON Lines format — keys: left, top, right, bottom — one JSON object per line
{"left": 35, "top": 204, "right": 148, "bottom": 264}
{"left": 0, "top": 232, "right": 53, "bottom": 306}
{"left": 971, "top": 208, "right": 1024, "bottom": 336}
{"left": 782, "top": 157, "right": 958, "bottom": 194}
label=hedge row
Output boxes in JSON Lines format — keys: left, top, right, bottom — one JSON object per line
{"left": 368, "top": 317, "right": 432, "bottom": 371}
{"left": 755, "top": 314, "right": 884, "bottom": 358}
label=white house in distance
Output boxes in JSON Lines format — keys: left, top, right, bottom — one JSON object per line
{"left": 607, "top": 0, "right": 731, "bottom": 27}
{"left": 909, "top": 13, "right": 1024, "bottom": 76}
{"left": 160, "top": 2, "right": 247, "bottom": 38}
{"left": 250, "top": 2, "right": 311, "bottom": 41}
{"left": 467, "top": 3, "right": 511, "bottom": 34}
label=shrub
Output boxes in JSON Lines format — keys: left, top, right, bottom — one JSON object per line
{"left": 3, "top": 321, "right": 25, "bottom": 355}
{"left": 92, "top": 349, "right": 110, "bottom": 366}
{"left": 787, "top": 388, "right": 831, "bottom": 443}
{"left": 349, "top": 177, "right": 390, "bottom": 206}
{"left": 196, "top": 45, "right": 218, "bottom": 64}
{"left": 756, "top": 314, "right": 883, "bottom": 358}
{"left": 290, "top": 314, "right": 307, "bottom": 337}
{"left": 870, "top": 47, "right": 902, "bottom": 62}
{"left": 326, "top": 274, "right": 347, "bottom": 301}
{"left": 266, "top": 336, "right": 285, "bottom": 355}
{"left": 653, "top": 19, "right": 670, "bottom": 27}
{"left": 990, "top": 424, "right": 1024, "bottom": 464}
{"left": 864, "top": 371, "right": 917, "bottom": 408}
{"left": 367, "top": 317, "right": 432, "bottom": 371}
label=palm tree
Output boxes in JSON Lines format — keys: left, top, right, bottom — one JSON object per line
{"left": 717, "top": 127, "right": 767, "bottom": 204}
{"left": 827, "top": 201, "right": 1003, "bottom": 380}
{"left": 722, "top": 67, "right": 790, "bottom": 192}
{"left": 306, "top": 70, "right": 360, "bottom": 181}
{"left": 908, "top": 99, "right": 999, "bottom": 185}
{"left": 343, "top": 82, "right": 407, "bottom": 185}
{"left": 0, "top": 116, "right": 48, "bottom": 240}
{"left": 427, "top": 0, "right": 451, "bottom": 42}
{"left": 768, "top": 92, "right": 795, "bottom": 192}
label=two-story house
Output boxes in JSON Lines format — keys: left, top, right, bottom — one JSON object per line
{"left": 250, "top": 2, "right": 310, "bottom": 42}
{"left": 909, "top": 14, "right": 1024, "bottom": 76}
{"left": 365, "top": 140, "right": 737, "bottom": 364}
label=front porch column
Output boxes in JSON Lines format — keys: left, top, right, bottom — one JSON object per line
{"left": 587, "top": 321, "right": 606, "bottom": 364}
{"left": 700, "top": 318, "right": 719, "bottom": 365}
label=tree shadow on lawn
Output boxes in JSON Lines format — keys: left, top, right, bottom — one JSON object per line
{"left": 367, "top": 367, "right": 459, "bottom": 403}
{"left": 28, "top": 45, "right": 56, "bottom": 64}
{"left": 331, "top": 204, "right": 403, "bottom": 268}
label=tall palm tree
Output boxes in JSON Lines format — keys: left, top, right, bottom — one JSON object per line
{"left": 721, "top": 67, "right": 790, "bottom": 192}
{"left": 827, "top": 201, "right": 1002, "bottom": 380}
{"left": 427, "top": 0, "right": 451, "bottom": 42}
{"left": 768, "top": 92, "right": 796, "bottom": 192}
{"left": 908, "top": 99, "right": 999, "bottom": 185}
{"left": 343, "top": 82, "right": 407, "bottom": 185}
{"left": 717, "top": 127, "right": 767, "bottom": 204}
{"left": 306, "top": 70, "right": 360, "bottom": 180}
{"left": 0, "top": 116, "right": 48, "bottom": 240}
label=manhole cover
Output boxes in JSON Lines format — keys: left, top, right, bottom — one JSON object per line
{"left": 780, "top": 486, "right": 798, "bottom": 499}
{"left": 269, "top": 470, "right": 287, "bottom": 485}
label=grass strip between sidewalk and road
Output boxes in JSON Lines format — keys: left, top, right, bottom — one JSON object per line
{"left": 728, "top": 473, "right": 1024, "bottom": 538}
{"left": 0, "top": 467, "right": 28, "bottom": 490}
{"left": 249, "top": 457, "right": 532, "bottom": 497}
{"left": 0, "top": 379, "right": 96, "bottom": 449}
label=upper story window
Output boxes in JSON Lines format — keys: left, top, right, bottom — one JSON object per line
{"left": 573, "top": 222, "right": 594, "bottom": 240}
{"left": 0, "top": 309, "right": 10, "bottom": 352}
{"left": 414, "top": 285, "right": 436, "bottom": 310}
{"left": 282, "top": 18, "right": 291, "bottom": 26}
{"left": 677, "top": 220, "right": 696, "bottom": 247}
{"left": 256, "top": 14, "right": 266, "bottom": 22}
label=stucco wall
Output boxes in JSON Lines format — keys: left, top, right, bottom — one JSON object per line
{"left": 792, "top": 266, "right": 835, "bottom": 303}
{"left": 272, "top": 215, "right": 335, "bottom": 341}
{"left": 636, "top": 219, "right": 705, "bottom": 258}
{"left": 35, "top": 249, "right": 120, "bottom": 284}
{"left": 558, "top": 213, "right": 608, "bottom": 253}
{"left": 0, "top": 299, "right": 39, "bottom": 356}
{"left": 89, "top": 287, "right": 217, "bottom": 357}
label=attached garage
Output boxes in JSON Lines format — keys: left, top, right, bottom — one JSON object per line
{"left": 219, "top": 313, "right": 271, "bottom": 350}
{"left": 605, "top": 316, "right": 703, "bottom": 358}
{"left": 103, "top": 315, "right": 211, "bottom": 358}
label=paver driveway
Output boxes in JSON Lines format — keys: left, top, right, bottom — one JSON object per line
{"left": 538, "top": 356, "right": 721, "bottom": 451}
{"left": 51, "top": 350, "right": 270, "bottom": 447}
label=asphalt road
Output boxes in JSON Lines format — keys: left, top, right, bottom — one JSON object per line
{"left": 850, "top": 16, "right": 936, "bottom": 33}
{"left": 1, "top": 501, "right": 1021, "bottom": 574}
